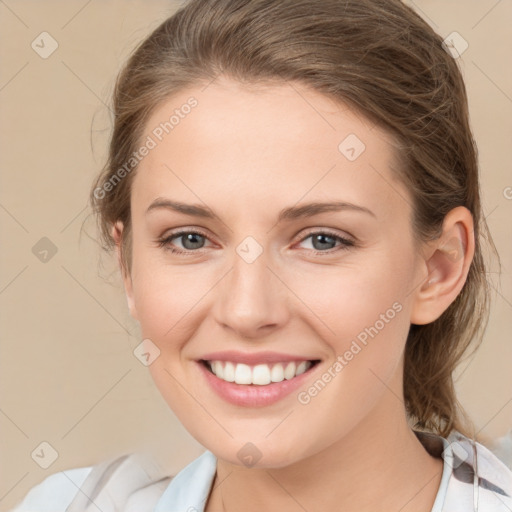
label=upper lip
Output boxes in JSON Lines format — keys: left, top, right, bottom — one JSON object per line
{"left": 198, "top": 351, "right": 320, "bottom": 365}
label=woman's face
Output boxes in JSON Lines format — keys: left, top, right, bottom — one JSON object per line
{"left": 122, "top": 77, "right": 428, "bottom": 467}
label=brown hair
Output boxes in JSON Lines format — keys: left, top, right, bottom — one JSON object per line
{"left": 90, "top": 0, "right": 495, "bottom": 439}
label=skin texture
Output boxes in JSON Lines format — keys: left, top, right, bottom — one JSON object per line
{"left": 113, "top": 77, "right": 474, "bottom": 511}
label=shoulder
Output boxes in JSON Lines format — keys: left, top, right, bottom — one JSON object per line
{"left": 10, "top": 453, "right": 174, "bottom": 512}
{"left": 445, "top": 431, "right": 512, "bottom": 511}
{"left": 10, "top": 465, "right": 93, "bottom": 511}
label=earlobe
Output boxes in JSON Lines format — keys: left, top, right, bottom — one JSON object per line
{"left": 410, "top": 206, "right": 475, "bottom": 325}
{"left": 111, "top": 221, "right": 138, "bottom": 320}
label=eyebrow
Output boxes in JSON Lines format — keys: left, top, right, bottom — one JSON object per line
{"left": 146, "top": 198, "right": 376, "bottom": 221}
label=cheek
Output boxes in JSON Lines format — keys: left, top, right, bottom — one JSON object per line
{"left": 130, "top": 246, "right": 216, "bottom": 342}
{"left": 291, "top": 250, "right": 413, "bottom": 346}
{"left": 289, "top": 251, "right": 414, "bottom": 405}
{"left": 131, "top": 257, "right": 216, "bottom": 417}
{"left": 286, "top": 268, "right": 411, "bottom": 456}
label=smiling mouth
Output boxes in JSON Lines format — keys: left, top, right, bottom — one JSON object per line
{"left": 200, "top": 359, "right": 321, "bottom": 386}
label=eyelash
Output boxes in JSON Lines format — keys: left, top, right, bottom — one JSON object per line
{"left": 157, "top": 228, "right": 355, "bottom": 256}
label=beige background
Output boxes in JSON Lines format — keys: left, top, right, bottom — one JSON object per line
{"left": 0, "top": 0, "right": 511, "bottom": 509}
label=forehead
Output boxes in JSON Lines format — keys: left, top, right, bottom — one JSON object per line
{"left": 131, "top": 77, "right": 409, "bottom": 223}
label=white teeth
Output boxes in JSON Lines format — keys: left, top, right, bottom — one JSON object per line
{"left": 207, "top": 360, "right": 314, "bottom": 385}
{"left": 296, "top": 361, "right": 308, "bottom": 375}
{"left": 270, "top": 364, "right": 284, "bottom": 383}
{"left": 284, "top": 362, "right": 296, "bottom": 380}
{"left": 252, "top": 364, "right": 271, "bottom": 385}
{"left": 234, "top": 363, "right": 252, "bottom": 384}
{"left": 223, "top": 361, "right": 235, "bottom": 382}
{"left": 212, "top": 361, "right": 224, "bottom": 379}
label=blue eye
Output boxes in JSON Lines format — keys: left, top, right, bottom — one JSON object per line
{"left": 297, "top": 231, "right": 354, "bottom": 253}
{"left": 157, "top": 229, "right": 354, "bottom": 255}
{"left": 158, "top": 230, "right": 211, "bottom": 254}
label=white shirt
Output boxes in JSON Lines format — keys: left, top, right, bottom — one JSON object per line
{"left": 10, "top": 430, "right": 512, "bottom": 511}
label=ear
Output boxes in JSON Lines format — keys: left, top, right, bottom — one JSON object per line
{"left": 410, "top": 206, "right": 475, "bottom": 325}
{"left": 112, "top": 221, "right": 138, "bottom": 320}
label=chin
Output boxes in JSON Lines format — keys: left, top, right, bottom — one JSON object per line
{"left": 200, "top": 434, "right": 310, "bottom": 469}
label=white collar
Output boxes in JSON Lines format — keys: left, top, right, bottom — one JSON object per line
{"left": 152, "top": 431, "right": 512, "bottom": 512}
{"left": 152, "top": 433, "right": 450, "bottom": 512}
{"left": 154, "top": 450, "right": 217, "bottom": 512}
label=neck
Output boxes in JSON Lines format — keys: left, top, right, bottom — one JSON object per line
{"left": 205, "top": 367, "right": 444, "bottom": 512}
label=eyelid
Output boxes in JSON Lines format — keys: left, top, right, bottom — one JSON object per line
{"left": 293, "top": 227, "right": 355, "bottom": 245}
{"left": 159, "top": 226, "right": 210, "bottom": 240}
{"left": 292, "top": 229, "right": 355, "bottom": 254}
{"left": 158, "top": 226, "right": 356, "bottom": 254}
{"left": 157, "top": 227, "right": 214, "bottom": 252}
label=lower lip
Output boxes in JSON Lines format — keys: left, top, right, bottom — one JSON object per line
{"left": 197, "top": 361, "right": 319, "bottom": 407}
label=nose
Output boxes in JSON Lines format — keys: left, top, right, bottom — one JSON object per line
{"left": 212, "top": 247, "right": 291, "bottom": 340}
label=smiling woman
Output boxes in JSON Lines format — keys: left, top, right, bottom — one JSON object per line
{"left": 10, "top": 0, "right": 512, "bottom": 511}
